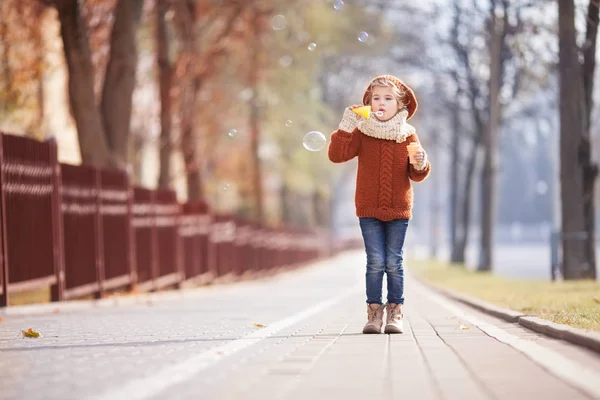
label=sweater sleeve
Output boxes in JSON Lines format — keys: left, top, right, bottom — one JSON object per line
{"left": 328, "top": 108, "right": 362, "bottom": 163}
{"left": 408, "top": 133, "right": 431, "bottom": 182}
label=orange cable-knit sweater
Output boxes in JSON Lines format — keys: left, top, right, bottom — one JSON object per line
{"left": 328, "top": 108, "right": 431, "bottom": 221}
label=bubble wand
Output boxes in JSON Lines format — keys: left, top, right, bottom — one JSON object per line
{"left": 352, "top": 105, "right": 384, "bottom": 119}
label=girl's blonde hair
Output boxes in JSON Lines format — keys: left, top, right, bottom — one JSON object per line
{"left": 363, "top": 77, "right": 407, "bottom": 110}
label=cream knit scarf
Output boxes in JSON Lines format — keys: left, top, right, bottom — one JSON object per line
{"left": 358, "top": 109, "right": 415, "bottom": 144}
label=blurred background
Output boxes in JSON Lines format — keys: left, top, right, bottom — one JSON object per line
{"left": 0, "top": 0, "right": 598, "bottom": 283}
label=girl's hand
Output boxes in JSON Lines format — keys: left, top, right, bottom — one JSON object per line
{"left": 413, "top": 149, "right": 425, "bottom": 164}
{"left": 338, "top": 105, "right": 363, "bottom": 133}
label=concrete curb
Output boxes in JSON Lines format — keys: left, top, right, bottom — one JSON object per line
{"left": 518, "top": 316, "right": 600, "bottom": 354}
{"left": 430, "top": 284, "right": 523, "bottom": 323}
{"left": 419, "top": 279, "right": 600, "bottom": 355}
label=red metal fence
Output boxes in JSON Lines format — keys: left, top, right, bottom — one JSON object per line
{"left": 0, "top": 133, "right": 332, "bottom": 307}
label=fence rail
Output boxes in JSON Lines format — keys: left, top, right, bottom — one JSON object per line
{"left": 0, "top": 132, "right": 333, "bottom": 307}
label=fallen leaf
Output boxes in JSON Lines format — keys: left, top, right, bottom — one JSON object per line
{"left": 458, "top": 321, "right": 471, "bottom": 330}
{"left": 53, "top": 308, "right": 60, "bottom": 314}
{"left": 253, "top": 323, "right": 267, "bottom": 329}
{"left": 0, "top": 317, "right": 4, "bottom": 322}
{"left": 21, "top": 328, "right": 40, "bottom": 338}
{"left": 216, "top": 351, "right": 224, "bottom": 355}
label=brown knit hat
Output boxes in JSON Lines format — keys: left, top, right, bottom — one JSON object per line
{"left": 362, "top": 75, "right": 418, "bottom": 120}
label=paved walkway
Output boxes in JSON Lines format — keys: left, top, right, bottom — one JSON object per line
{"left": 1, "top": 250, "right": 600, "bottom": 400}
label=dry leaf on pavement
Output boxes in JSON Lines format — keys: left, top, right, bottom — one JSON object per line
{"left": 253, "top": 323, "right": 267, "bottom": 329}
{"left": 21, "top": 328, "right": 41, "bottom": 338}
{"left": 458, "top": 321, "right": 471, "bottom": 330}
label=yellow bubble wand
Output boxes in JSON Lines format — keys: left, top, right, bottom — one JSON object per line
{"left": 352, "top": 105, "right": 384, "bottom": 119}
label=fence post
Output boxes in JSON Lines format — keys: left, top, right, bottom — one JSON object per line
{"left": 49, "top": 141, "right": 65, "bottom": 302}
{"left": 0, "top": 134, "right": 7, "bottom": 307}
{"left": 127, "top": 181, "right": 137, "bottom": 290}
{"left": 94, "top": 168, "right": 106, "bottom": 298}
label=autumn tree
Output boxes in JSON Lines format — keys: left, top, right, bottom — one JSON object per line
{"left": 0, "top": 1, "right": 47, "bottom": 139}
{"left": 169, "top": 0, "right": 244, "bottom": 201}
{"left": 156, "top": 0, "right": 174, "bottom": 189}
{"left": 44, "top": 0, "right": 143, "bottom": 168}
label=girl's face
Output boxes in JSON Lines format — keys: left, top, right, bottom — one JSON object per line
{"left": 370, "top": 86, "right": 399, "bottom": 121}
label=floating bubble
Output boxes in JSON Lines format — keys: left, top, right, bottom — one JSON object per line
{"left": 358, "top": 32, "right": 369, "bottom": 43}
{"left": 536, "top": 180, "right": 548, "bottom": 195}
{"left": 238, "top": 88, "right": 253, "bottom": 101}
{"left": 374, "top": 111, "right": 384, "bottom": 117}
{"left": 307, "top": 42, "right": 317, "bottom": 51}
{"left": 302, "top": 131, "right": 327, "bottom": 152}
{"left": 228, "top": 129, "right": 237, "bottom": 138}
{"left": 333, "top": 0, "right": 344, "bottom": 11}
{"left": 271, "top": 15, "right": 287, "bottom": 30}
{"left": 279, "top": 55, "right": 293, "bottom": 68}
{"left": 221, "top": 183, "right": 231, "bottom": 191}
{"left": 285, "top": 120, "right": 293, "bottom": 127}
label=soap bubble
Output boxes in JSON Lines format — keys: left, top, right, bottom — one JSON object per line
{"left": 271, "top": 15, "right": 287, "bottom": 30}
{"left": 279, "top": 55, "right": 293, "bottom": 68}
{"left": 285, "top": 120, "right": 293, "bottom": 127}
{"left": 238, "top": 88, "right": 253, "bottom": 101}
{"left": 333, "top": 0, "right": 344, "bottom": 10}
{"left": 228, "top": 129, "right": 237, "bottom": 138}
{"left": 307, "top": 42, "right": 317, "bottom": 51}
{"left": 536, "top": 180, "right": 548, "bottom": 195}
{"left": 358, "top": 32, "right": 369, "bottom": 42}
{"left": 221, "top": 183, "right": 231, "bottom": 191}
{"left": 374, "top": 111, "right": 384, "bottom": 117}
{"left": 302, "top": 131, "right": 327, "bottom": 152}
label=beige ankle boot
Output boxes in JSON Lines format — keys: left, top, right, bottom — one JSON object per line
{"left": 384, "top": 303, "right": 404, "bottom": 334}
{"left": 363, "top": 303, "right": 384, "bottom": 334}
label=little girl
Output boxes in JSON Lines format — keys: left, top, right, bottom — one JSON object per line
{"left": 328, "top": 75, "right": 430, "bottom": 334}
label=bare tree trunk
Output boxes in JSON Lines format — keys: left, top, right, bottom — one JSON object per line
{"left": 181, "top": 75, "right": 203, "bottom": 201}
{"left": 53, "top": 0, "right": 114, "bottom": 167}
{"left": 452, "top": 141, "right": 479, "bottom": 263}
{"left": 583, "top": 0, "right": 599, "bottom": 135}
{"left": 449, "top": 94, "right": 460, "bottom": 262}
{"left": 280, "top": 183, "right": 291, "bottom": 225}
{"left": 157, "top": 1, "right": 173, "bottom": 189}
{"left": 558, "top": 0, "right": 593, "bottom": 279}
{"left": 249, "top": 11, "right": 263, "bottom": 221}
{"left": 34, "top": 17, "right": 45, "bottom": 140}
{"left": 581, "top": 0, "right": 599, "bottom": 278}
{"left": 450, "top": 0, "right": 485, "bottom": 265}
{"left": 429, "top": 130, "right": 440, "bottom": 258}
{"left": 478, "top": 7, "right": 504, "bottom": 272}
{"left": 173, "top": 1, "right": 203, "bottom": 201}
{"left": 100, "top": 0, "right": 143, "bottom": 168}
{"left": 131, "top": 133, "right": 144, "bottom": 186}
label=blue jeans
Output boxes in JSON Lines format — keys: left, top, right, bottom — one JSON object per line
{"left": 358, "top": 217, "right": 409, "bottom": 305}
